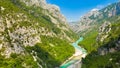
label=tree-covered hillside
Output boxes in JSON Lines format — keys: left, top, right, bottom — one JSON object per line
{"left": 0, "top": 0, "right": 78, "bottom": 68}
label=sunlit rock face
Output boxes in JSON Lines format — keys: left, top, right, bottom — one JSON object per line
{"left": 97, "top": 21, "right": 120, "bottom": 55}
{"left": 19, "top": 0, "right": 67, "bottom": 24}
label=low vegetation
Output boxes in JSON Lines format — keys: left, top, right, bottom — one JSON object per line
{"left": 79, "top": 29, "right": 98, "bottom": 53}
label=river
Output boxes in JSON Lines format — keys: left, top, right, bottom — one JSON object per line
{"left": 60, "top": 37, "right": 87, "bottom": 68}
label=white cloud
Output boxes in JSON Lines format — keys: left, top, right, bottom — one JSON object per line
{"left": 91, "top": 8, "right": 99, "bottom": 11}
{"left": 96, "top": 5, "right": 105, "bottom": 9}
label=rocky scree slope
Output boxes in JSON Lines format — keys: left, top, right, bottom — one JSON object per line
{"left": 0, "top": 0, "right": 78, "bottom": 68}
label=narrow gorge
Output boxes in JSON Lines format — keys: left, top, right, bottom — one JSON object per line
{"left": 0, "top": 0, "right": 120, "bottom": 68}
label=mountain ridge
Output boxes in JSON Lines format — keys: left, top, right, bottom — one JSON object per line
{"left": 70, "top": 2, "right": 120, "bottom": 34}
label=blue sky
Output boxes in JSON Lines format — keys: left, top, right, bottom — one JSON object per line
{"left": 47, "top": 0, "right": 118, "bottom": 22}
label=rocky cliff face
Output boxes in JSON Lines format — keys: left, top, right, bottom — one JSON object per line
{"left": 19, "top": 0, "right": 67, "bottom": 25}
{"left": 0, "top": 0, "right": 77, "bottom": 68}
{"left": 97, "top": 20, "right": 120, "bottom": 55}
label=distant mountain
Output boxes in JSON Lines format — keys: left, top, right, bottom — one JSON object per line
{"left": 0, "top": 0, "right": 78, "bottom": 68}
{"left": 70, "top": 2, "right": 120, "bottom": 34}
